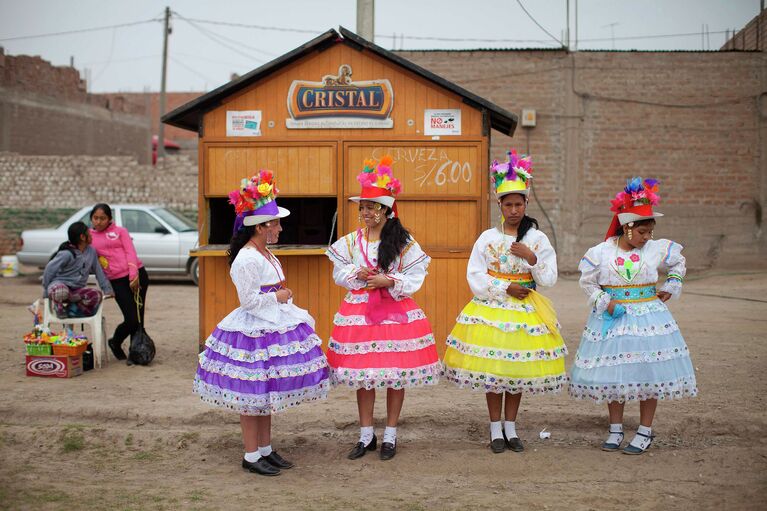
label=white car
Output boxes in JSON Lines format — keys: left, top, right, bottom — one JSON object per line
{"left": 17, "top": 205, "right": 200, "bottom": 285}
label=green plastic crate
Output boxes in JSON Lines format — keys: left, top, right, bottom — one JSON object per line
{"left": 26, "top": 344, "right": 52, "bottom": 356}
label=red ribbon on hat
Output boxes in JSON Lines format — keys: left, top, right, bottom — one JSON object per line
{"left": 360, "top": 186, "right": 398, "bottom": 218}
{"left": 605, "top": 203, "right": 655, "bottom": 240}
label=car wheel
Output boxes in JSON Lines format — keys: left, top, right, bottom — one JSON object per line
{"left": 190, "top": 258, "right": 199, "bottom": 286}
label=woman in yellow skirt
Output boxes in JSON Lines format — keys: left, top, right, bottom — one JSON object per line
{"left": 443, "top": 150, "right": 567, "bottom": 453}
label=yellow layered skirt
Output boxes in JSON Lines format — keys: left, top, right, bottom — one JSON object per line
{"left": 443, "top": 290, "right": 568, "bottom": 394}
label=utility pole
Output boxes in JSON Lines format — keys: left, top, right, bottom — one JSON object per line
{"left": 565, "top": 0, "right": 570, "bottom": 50}
{"left": 356, "top": 0, "right": 375, "bottom": 41}
{"left": 158, "top": 6, "right": 171, "bottom": 160}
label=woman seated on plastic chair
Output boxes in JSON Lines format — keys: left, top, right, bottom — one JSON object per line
{"left": 42, "top": 221, "right": 113, "bottom": 318}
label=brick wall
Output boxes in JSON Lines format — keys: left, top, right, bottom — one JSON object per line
{"left": 0, "top": 153, "right": 197, "bottom": 254}
{"left": 398, "top": 49, "right": 767, "bottom": 270}
{"left": 0, "top": 49, "right": 152, "bottom": 162}
{"left": 721, "top": 7, "right": 766, "bottom": 51}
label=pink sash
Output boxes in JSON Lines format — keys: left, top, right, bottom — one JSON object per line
{"left": 356, "top": 229, "right": 408, "bottom": 325}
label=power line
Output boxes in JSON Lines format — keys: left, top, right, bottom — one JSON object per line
{"left": 176, "top": 17, "right": 322, "bottom": 35}
{"left": 172, "top": 11, "right": 276, "bottom": 57}
{"left": 0, "top": 18, "right": 161, "bottom": 42}
{"left": 173, "top": 13, "right": 268, "bottom": 64}
{"left": 170, "top": 56, "right": 220, "bottom": 87}
{"left": 515, "top": 0, "right": 564, "bottom": 46}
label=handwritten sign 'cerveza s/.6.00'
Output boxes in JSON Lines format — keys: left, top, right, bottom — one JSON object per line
{"left": 286, "top": 65, "right": 394, "bottom": 129}
{"left": 369, "top": 147, "right": 474, "bottom": 190}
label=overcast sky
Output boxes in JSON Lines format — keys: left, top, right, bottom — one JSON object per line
{"left": 0, "top": 0, "right": 760, "bottom": 93}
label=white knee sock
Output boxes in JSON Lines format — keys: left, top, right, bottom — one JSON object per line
{"left": 504, "top": 421, "right": 518, "bottom": 439}
{"left": 629, "top": 425, "right": 653, "bottom": 449}
{"left": 244, "top": 450, "right": 261, "bottom": 462}
{"left": 359, "top": 426, "right": 374, "bottom": 446}
{"left": 606, "top": 423, "right": 624, "bottom": 445}
{"left": 258, "top": 445, "right": 272, "bottom": 456}
{"left": 383, "top": 426, "right": 397, "bottom": 445}
{"left": 490, "top": 421, "right": 503, "bottom": 440}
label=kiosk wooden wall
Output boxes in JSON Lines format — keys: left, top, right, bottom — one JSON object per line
{"left": 193, "top": 43, "right": 491, "bottom": 355}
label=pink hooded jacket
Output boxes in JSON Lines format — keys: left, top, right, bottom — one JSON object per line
{"left": 90, "top": 223, "right": 144, "bottom": 281}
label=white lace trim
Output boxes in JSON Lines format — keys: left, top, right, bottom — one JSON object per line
{"left": 443, "top": 367, "right": 567, "bottom": 394}
{"left": 470, "top": 296, "right": 537, "bottom": 313}
{"left": 582, "top": 320, "right": 679, "bottom": 342}
{"left": 621, "top": 301, "right": 669, "bottom": 316}
{"left": 331, "top": 362, "right": 442, "bottom": 390}
{"left": 446, "top": 336, "right": 567, "bottom": 362}
{"left": 456, "top": 313, "right": 552, "bottom": 336}
{"left": 333, "top": 309, "right": 427, "bottom": 326}
{"left": 198, "top": 354, "right": 328, "bottom": 381}
{"left": 204, "top": 333, "right": 322, "bottom": 363}
{"left": 344, "top": 292, "right": 369, "bottom": 304}
{"left": 328, "top": 334, "right": 436, "bottom": 355}
{"left": 193, "top": 377, "right": 329, "bottom": 415}
{"left": 568, "top": 378, "right": 698, "bottom": 404}
{"left": 574, "top": 345, "right": 690, "bottom": 369}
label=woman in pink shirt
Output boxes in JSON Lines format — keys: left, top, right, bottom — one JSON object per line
{"left": 89, "top": 203, "right": 150, "bottom": 362}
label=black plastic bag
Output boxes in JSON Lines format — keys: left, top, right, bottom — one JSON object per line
{"left": 82, "top": 343, "right": 94, "bottom": 371}
{"left": 128, "top": 327, "right": 156, "bottom": 366}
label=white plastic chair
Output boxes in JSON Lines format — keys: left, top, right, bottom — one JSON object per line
{"left": 41, "top": 298, "right": 108, "bottom": 368}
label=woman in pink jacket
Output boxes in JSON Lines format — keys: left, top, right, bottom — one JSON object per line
{"left": 89, "top": 203, "right": 150, "bottom": 362}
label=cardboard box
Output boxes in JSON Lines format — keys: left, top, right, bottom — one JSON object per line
{"left": 25, "top": 355, "right": 83, "bottom": 378}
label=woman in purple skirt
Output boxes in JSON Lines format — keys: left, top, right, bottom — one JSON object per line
{"left": 193, "top": 170, "right": 329, "bottom": 476}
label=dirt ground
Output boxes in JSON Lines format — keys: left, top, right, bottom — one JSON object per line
{"left": 1, "top": 267, "right": 766, "bottom": 511}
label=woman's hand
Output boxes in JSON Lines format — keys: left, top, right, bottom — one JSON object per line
{"left": 275, "top": 288, "right": 293, "bottom": 303}
{"left": 607, "top": 300, "right": 619, "bottom": 315}
{"left": 657, "top": 291, "right": 672, "bottom": 302}
{"left": 129, "top": 277, "right": 140, "bottom": 292}
{"left": 366, "top": 274, "right": 394, "bottom": 289}
{"left": 510, "top": 242, "right": 537, "bottom": 265}
{"left": 506, "top": 283, "right": 531, "bottom": 300}
{"left": 356, "top": 267, "right": 371, "bottom": 280}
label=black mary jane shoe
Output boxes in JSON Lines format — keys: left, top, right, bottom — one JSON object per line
{"left": 108, "top": 338, "right": 127, "bottom": 360}
{"left": 242, "top": 458, "right": 281, "bottom": 476}
{"left": 263, "top": 451, "right": 294, "bottom": 469}
{"left": 490, "top": 438, "right": 506, "bottom": 454}
{"left": 347, "top": 434, "right": 377, "bottom": 460}
{"left": 379, "top": 442, "right": 396, "bottom": 461}
{"left": 503, "top": 432, "right": 524, "bottom": 452}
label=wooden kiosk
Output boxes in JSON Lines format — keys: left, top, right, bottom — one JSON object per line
{"left": 163, "top": 28, "right": 517, "bottom": 353}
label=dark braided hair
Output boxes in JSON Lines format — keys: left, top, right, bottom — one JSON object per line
{"left": 50, "top": 221, "right": 89, "bottom": 260}
{"left": 378, "top": 207, "right": 411, "bottom": 272}
{"left": 227, "top": 225, "right": 256, "bottom": 266}
{"left": 516, "top": 215, "right": 539, "bottom": 242}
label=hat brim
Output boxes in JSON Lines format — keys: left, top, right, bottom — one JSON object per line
{"left": 618, "top": 211, "right": 663, "bottom": 225}
{"left": 496, "top": 189, "right": 529, "bottom": 199}
{"left": 242, "top": 207, "right": 291, "bottom": 226}
{"left": 349, "top": 196, "right": 396, "bottom": 208}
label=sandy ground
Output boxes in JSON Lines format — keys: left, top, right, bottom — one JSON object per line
{"left": 1, "top": 268, "right": 766, "bottom": 511}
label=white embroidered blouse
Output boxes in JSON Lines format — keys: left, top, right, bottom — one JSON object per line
{"left": 326, "top": 229, "right": 430, "bottom": 300}
{"left": 467, "top": 227, "right": 558, "bottom": 302}
{"left": 578, "top": 237, "right": 686, "bottom": 314}
{"left": 216, "top": 247, "right": 315, "bottom": 333}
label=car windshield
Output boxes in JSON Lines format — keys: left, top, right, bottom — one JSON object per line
{"left": 152, "top": 208, "right": 197, "bottom": 232}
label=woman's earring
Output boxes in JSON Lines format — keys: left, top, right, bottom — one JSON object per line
{"left": 650, "top": 230, "right": 654, "bottom": 240}
{"left": 374, "top": 213, "right": 381, "bottom": 224}
{"left": 627, "top": 229, "right": 633, "bottom": 241}
{"left": 358, "top": 213, "right": 362, "bottom": 223}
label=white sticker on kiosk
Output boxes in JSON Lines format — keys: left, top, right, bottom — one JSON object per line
{"left": 424, "top": 109, "right": 461, "bottom": 136}
{"left": 227, "top": 110, "right": 262, "bottom": 136}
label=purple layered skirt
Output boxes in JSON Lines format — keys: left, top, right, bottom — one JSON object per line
{"left": 193, "top": 322, "right": 330, "bottom": 415}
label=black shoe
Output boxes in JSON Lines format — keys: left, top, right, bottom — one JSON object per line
{"left": 504, "top": 433, "right": 524, "bottom": 452}
{"left": 347, "top": 434, "right": 377, "bottom": 460}
{"left": 263, "top": 451, "right": 294, "bottom": 469}
{"left": 108, "top": 338, "right": 127, "bottom": 360}
{"left": 490, "top": 438, "right": 506, "bottom": 453}
{"left": 242, "top": 458, "right": 280, "bottom": 476}
{"left": 380, "top": 442, "right": 397, "bottom": 461}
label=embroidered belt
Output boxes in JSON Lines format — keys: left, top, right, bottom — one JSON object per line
{"left": 260, "top": 282, "right": 285, "bottom": 294}
{"left": 602, "top": 283, "right": 657, "bottom": 302}
{"left": 487, "top": 270, "right": 536, "bottom": 290}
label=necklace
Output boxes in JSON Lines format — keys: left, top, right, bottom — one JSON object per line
{"left": 248, "top": 239, "right": 285, "bottom": 283}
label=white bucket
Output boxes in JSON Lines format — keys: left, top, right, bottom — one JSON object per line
{"left": 1, "top": 255, "right": 19, "bottom": 277}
